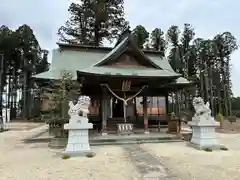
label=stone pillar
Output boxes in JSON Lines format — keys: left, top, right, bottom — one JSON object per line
{"left": 143, "top": 95, "right": 149, "bottom": 134}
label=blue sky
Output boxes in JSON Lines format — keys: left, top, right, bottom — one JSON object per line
{"left": 1, "top": 0, "right": 240, "bottom": 96}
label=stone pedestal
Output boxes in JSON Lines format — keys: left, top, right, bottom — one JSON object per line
{"left": 64, "top": 115, "right": 93, "bottom": 156}
{"left": 187, "top": 97, "right": 226, "bottom": 150}
{"left": 188, "top": 118, "right": 220, "bottom": 149}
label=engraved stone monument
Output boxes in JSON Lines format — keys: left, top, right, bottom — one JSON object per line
{"left": 64, "top": 96, "right": 93, "bottom": 156}
{"left": 188, "top": 97, "right": 223, "bottom": 149}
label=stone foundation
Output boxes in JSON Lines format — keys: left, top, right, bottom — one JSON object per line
{"left": 188, "top": 120, "right": 220, "bottom": 149}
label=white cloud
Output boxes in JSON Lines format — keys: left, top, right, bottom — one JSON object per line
{"left": 1, "top": 0, "right": 240, "bottom": 96}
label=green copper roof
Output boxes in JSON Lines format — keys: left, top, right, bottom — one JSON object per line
{"left": 33, "top": 49, "right": 105, "bottom": 79}
{"left": 33, "top": 69, "right": 78, "bottom": 80}
{"left": 33, "top": 27, "right": 192, "bottom": 88}
{"left": 50, "top": 49, "right": 106, "bottom": 70}
{"left": 33, "top": 47, "right": 182, "bottom": 79}
{"left": 148, "top": 55, "right": 176, "bottom": 73}
{"left": 78, "top": 66, "right": 179, "bottom": 77}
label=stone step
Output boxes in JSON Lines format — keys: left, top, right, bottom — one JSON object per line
{"left": 46, "top": 134, "right": 182, "bottom": 149}
{"left": 90, "top": 139, "right": 183, "bottom": 146}
{"left": 47, "top": 138, "right": 183, "bottom": 149}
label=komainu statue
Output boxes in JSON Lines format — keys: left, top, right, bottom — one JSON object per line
{"left": 192, "top": 97, "right": 213, "bottom": 121}
{"left": 68, "top": 96, "right": 90, "bottom": 118}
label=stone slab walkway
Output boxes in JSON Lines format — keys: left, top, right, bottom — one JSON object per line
{"left": 124, "top": 145, "right": 181, "bottom": 180}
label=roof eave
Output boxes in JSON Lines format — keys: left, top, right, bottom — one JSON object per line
{"left": 77, "top": 70, "right": 180, "bottom": 79}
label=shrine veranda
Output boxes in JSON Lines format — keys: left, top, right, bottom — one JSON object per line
{"left": 34, "top": 29, "right": 193, "bottom": 134}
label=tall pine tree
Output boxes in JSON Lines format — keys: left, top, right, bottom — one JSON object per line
{"left": 58, "top": 0, "right": 128, "bottom": 46}
{"left": 132, "top": 25, "right": 149, "bottom": 49}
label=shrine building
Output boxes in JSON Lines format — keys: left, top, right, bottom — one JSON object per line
{"left": 34, "top": 29, "right": 192, "bottom": 134}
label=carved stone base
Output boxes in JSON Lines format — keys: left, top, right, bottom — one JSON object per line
{"left": 64, "top": 129, "right": 91, "bottom": 154}
{"left": 64, "top": 116, "right": 93, "bottom": 156}
{"left": 187, "top": 142, "right": 226, "bottom": 150}
{"left": 63, "top": 150, "right": 93, "bottom": 157}
{"left": 188, "top": 120, "right": 219, "bottom": 148}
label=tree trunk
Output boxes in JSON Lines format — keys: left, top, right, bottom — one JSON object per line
{"left": 200, "top": 71, "right": 205, "bottom": 99}
{"left": 94, "top": 25, "right": 101, "bottom": 46}
{"left": 208, "top": 64, "right": 215, "bottom": 116}
{"left": 175, "top": 92, "right": 180, "bottom": 116}
{"left": 203, "top": 63, "right": 209, "bottom": 103}
{"left": 219, "top": 55, "right": 228, "bottom": 116}
{"left": 226, "top": 60, "right": 231, "bottom": 116}
{"left": 224, "top": 84, "right": 229, "bottom": 117}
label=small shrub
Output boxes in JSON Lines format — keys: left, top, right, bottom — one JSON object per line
{"left": 62, "top": 154, "right": 71, "bottom": 159}
{"left": 203, "top": 147, "right": 212, "bottom": 152}
{"left": 216, "top": 112, "right": 223, "bottom": 122}
{"left": 220, "top": 147, "right": 228, "bottom": 151}
{"left": 85, "top": 152, "right": 95, "bottom": 158}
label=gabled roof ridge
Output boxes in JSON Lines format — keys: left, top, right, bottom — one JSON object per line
{"left": 93, "top": 37, "right": 129, "bottom": 67}
{"left": 92, "top": 33, "right": 163, "bottom": 69}
{"left": 128, "top": 40, "right": 162, "bottom": 69}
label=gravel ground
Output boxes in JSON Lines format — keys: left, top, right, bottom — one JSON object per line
{"left": 1, "top": 123, "right": 240, "bottom": 180}
{"left": 0, "top": 126, "right": 140, "bottom": 180}
{"left": 141, "top": 133, "right": 240, "bottom": 180}
{"left": 6, "top": 122, "right": 44, "bottom": 131}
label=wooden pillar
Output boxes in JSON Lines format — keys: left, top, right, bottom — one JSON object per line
{"left": 165, "top": 93, "right": 169, "bottom": 127}
{"left": 110, "top": 98, "right": 113, "bottom": 118}
{"left": 165, "top": 93, "right": 169, "bottom": 115}
{"left": 101, "top": 87, "right": 108, "bottom": 135}
{"left": 176, "top": 91, "right": 180, "bottom": 116}
{"left": 143, "top": 95, "right": 149, "bottom": 134}
{"left": 106, "top": 96, "right": 111, "bottom": 118}
{"left": 171, "top": 93, "right": 175, "bottom": 113}
{"left": 123, "top": 101, "right": 127, "bottom": 123}
{"left": 134, "top": 97, "right": 137, "bottom": 116}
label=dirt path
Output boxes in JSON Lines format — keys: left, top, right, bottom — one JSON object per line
{"left": 0, "top": 125, "right": 140, "bottom": 180}
{"left": 141, "top": 133, "right": 240, "bottom": 180}
{"left": 124, "top": 145, "right": 182, "bottom": 180}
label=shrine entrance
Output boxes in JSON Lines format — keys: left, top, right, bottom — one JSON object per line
{"left": 112, "top": 98, "right": 124, "bottom": 117}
